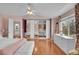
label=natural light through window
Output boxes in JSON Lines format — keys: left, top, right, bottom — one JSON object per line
{"left": 59, "top": 15, "right": 76, "bottom": 38}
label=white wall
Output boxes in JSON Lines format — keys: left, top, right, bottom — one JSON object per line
{"left": 30, "top": 20, "right": 34, "bottom": 39}
{"left": 21, "top": 19, "right": 23, "bottom": 39}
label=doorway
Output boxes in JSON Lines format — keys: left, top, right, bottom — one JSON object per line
{"left": 22, "top": 19, "right": 50, "bottom": 40}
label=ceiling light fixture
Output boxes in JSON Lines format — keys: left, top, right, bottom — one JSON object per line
{"left": 26, "top": 7, "right": 33, "bottom": 15}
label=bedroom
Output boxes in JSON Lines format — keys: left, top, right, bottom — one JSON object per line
{"left": 0, "top": 3, "right": 79, "bottom": 55}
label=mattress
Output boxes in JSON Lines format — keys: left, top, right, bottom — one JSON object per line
{"left": 0, "top": 39, "right": 19, "bottom": 49}
{"left": 0, "top": 38, "right": 34, "bottom": 55}
{"left": 0, "top": 39, "right": 24, "bottom": 55}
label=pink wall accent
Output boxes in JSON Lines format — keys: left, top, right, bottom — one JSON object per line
{"left": 0, "top": 17, "right": 2, "bottom": 35}
{"left": 51, "top": 17, "right": 60, "bottom": 39}
{"left": 0, "top": 16, "right": 8, "bottom": 36}
{"left": 0, "top": 15, "right": 24, "bottom": 38}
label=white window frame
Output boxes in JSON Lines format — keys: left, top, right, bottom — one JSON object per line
{"left": 59, "top": 14, "right": 76, "bottom": 38}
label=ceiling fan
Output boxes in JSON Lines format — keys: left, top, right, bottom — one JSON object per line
{"left": 26, "top": 3, "right": 40, "bottom": 16}
{"left": 26, "top": 6, "right": 33, "bottom": 15}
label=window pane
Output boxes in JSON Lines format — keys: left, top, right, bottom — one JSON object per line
{"left": 69, "top": 19, "right": 76, "bottom": 37}
{"left": 62, "top": 21, "right": 68, "bottom": 36}
{"left": 60, "top": 17, "right": 76, "bottom": 38}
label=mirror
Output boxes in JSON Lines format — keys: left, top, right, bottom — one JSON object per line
{"left": 14, "top": 21, "right": 20, "bottom": 38}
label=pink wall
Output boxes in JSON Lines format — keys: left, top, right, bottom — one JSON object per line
{"left": 0, "top": 16, "right": 8, "bottom": 36}
{"left": 0, "top": 15, "right": 23, "bottom": 38}
{"left": 51, "top": 17, "right": 60, "bottom": 39}
{"left": 0, "top": 17, "right": 2, "bottom": 35}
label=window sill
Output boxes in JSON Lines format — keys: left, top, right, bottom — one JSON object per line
{"left": 55, "top": 34, "right": 74, "bottom": 40}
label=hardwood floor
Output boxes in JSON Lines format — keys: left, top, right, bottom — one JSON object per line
{"left": 31, "top": 39, "right": 66, "bottom": 55}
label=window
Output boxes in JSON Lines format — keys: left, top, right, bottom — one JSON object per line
{"left": 59, "top": 15, "right": 76, "bottom": 38}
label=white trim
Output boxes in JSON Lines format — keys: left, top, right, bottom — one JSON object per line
{"left": 60, "top": 14, "right": 75, "bottom": 21}
{"left": 59, "top": 14, "right": 76, "bottom": 38}
{"left": 56, "top": 34, "right": 74, "bottom": 40}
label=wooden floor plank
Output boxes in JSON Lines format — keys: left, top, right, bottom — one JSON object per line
{"left": 31, "top": 39, "right": 65, "bottom": 55}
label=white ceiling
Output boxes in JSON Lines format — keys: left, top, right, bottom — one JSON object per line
{"left": 0, "top": 3, "right": 76, "bottom": 18}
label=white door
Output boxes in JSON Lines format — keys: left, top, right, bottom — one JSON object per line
{"left": 8, "top": 18, "right": 13, "bottom": 39}
{"left": 46, "top": 20, "right": 50, "bottom": 39}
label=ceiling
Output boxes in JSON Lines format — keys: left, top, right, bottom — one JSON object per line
{"left": 0, "top": 3, "right": 76, "bottom": 18}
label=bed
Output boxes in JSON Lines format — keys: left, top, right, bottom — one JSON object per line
{"left": 14, "top": 41, "right": 34, "bottom": 55}
{"left": 0, "top": 38, "right": 34, "bottom": 55}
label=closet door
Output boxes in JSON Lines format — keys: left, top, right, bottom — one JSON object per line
{"left": 8, "top": 18, "right": 13, "bottom": 39}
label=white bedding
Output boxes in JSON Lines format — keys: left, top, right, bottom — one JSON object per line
{"left": 0, "top": 38, "right": 34, "bottom": 55}
{"left": 14, "top": 41, "right": 34, "bottom": 55}
{"left": 0, "top": 39, "right": 19, "bottom": 49}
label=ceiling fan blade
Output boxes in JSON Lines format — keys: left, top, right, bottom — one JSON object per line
{"left": 26, "top": 3, "right": 41, "bottom": 16}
